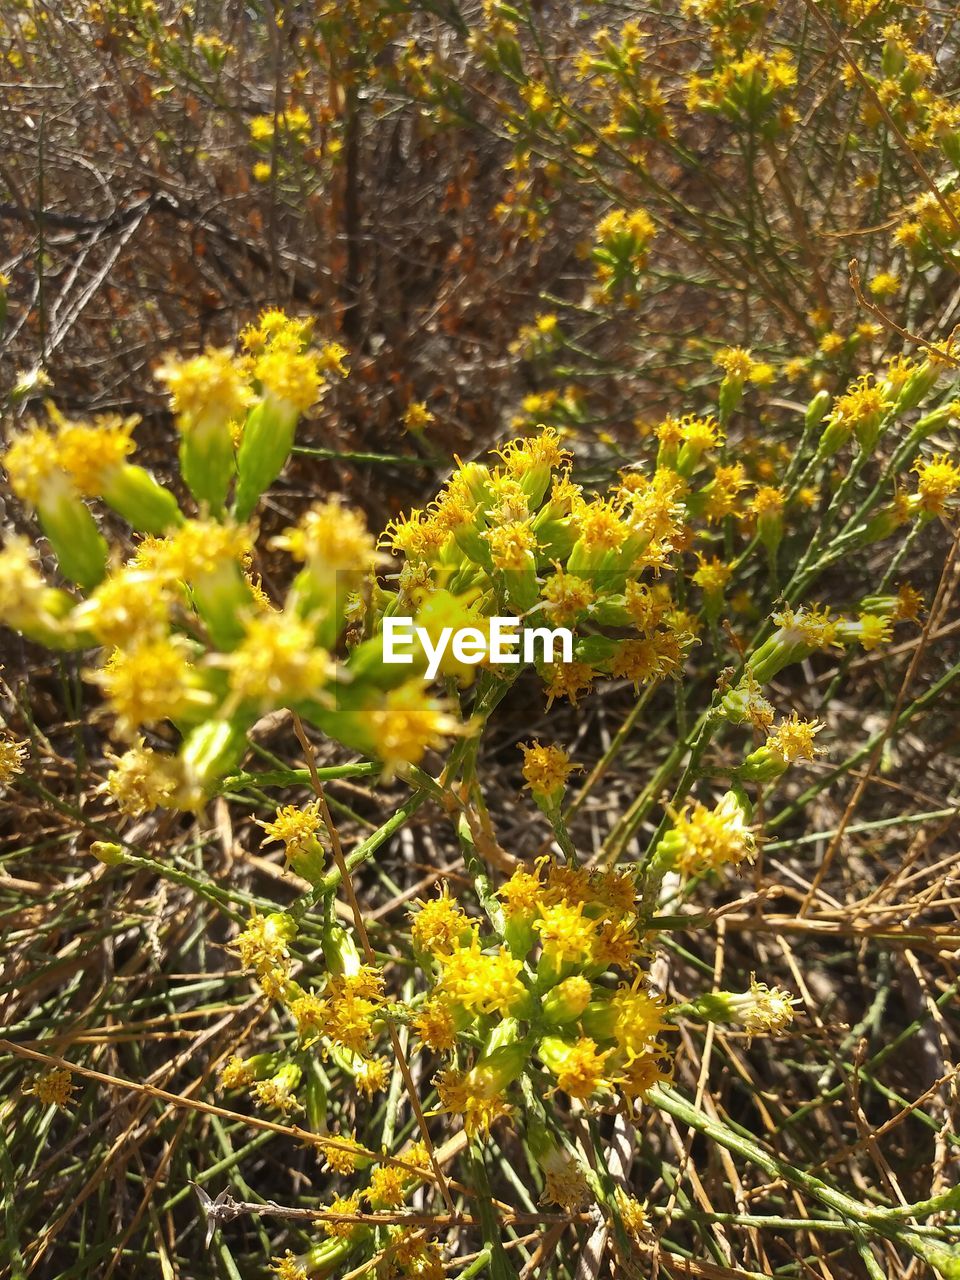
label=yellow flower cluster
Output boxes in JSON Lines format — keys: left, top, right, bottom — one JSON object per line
{"left": 406, "top": 857, "right": 672, "bottom": 1136}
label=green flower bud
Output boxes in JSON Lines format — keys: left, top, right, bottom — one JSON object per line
{"left": 736, "top": 743, "right": 787, "bottom": 782}
{"left": 542, "top": 976, "right": 593, "bottom": 1027}
{"left": 180, "top": 717, "right": 251, "bottom": 806}
{"left": 233, "top": 398, "right": 298, "bottom": 521}
{"left": 322, "top": 922, "right": 363, "bottom": 979}
{"left": 179, "top": 419, "right": 236, "bottom": 515}
{"left": 805, "top": 389, "right": 832, "bottom": 429}
{"left": 102, "top": 464, "right": 183, "bottom": 534}
{"left": 304, "top": 1059, "right": 329, "bottom": 1134}
{"left": 37, "top": 490, "right": 108, "bottom": 590}
{"left": 190, "top": 560, "right": 256, "bottom": 650}
{"left": 90, "top": 840, "right": 126, "bottom": 866}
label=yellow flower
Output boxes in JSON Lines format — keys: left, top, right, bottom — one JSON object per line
{"left": 366, "top": 1149, "right": 425, "bottom": 1208}
{"left": 93, "top": 637, "right": 209, "bottom": 738}
{"left": 497, "top": 866, "right": 542, "bottom": 919}
{"left": 666, "top": 792, "right": 756, "bottom": 875}
{"left": 219, "top": 1055, "right": 257, "bottom": 1090}
{"left": 609, "top": 986, "right": 669, "bottom": 1060}
{"left": 540, "top": 569, "right": 595, "bottom": 623}
{"left": 434, "top": 1066, "right": 512, "bottom": 1139}
{"left": 229, "top": 911, "right": 295, "bottom": 976}
{"left": 411, "top": 889, "right": 473, "bottom": 957}
{"left": 614, "top": 1188, "right": 650, "bottom": 1240}
{"left": 714, "top": 346, "right": 754, "bottom": 382}
{"left": 496, "top": 427, "right": 569, "bottom": 477}
{"left": 403, "top": 400, "right": 436, "bottom": 432}
{"left": 535, "top": 901, "right": 597, "bottom": 966}
{"left": 273, "top": 499, "right": 379, "bottom": 576}
{"left": 356, "top": 1056, "right": 391, "bottom": 1097}
{"left": 254, "top": 347, "right": 324, "bottom": 413}
{"left": 149, "top": 519, "right": 251, "bottom": 584}
{"left": 543, "top": 661, "right": 596, "bottom": 708}
{"left": 3, "top": 423, "right": 66, "bottom": 506}
{"left": 156, "top": 348, "right": 253, "bottom": 434}
{"left": 766, "top": 714, "right": 823, "bottom": 763}
{"left": 0, "top": 734, "right": 27, "bottom": 785}
{"left": 539, "top": 1147, "right": 592, "bottom": 1211}
{"left": 270, "top": 1252, "right": 308, "bottom": 1280}
{"left": 27, "top": 1068, "right": 75, "bottom": 1109}
{"left": 413, "top": 997, "right": 457, "bottom": 1053}
{"left": 539, "top": 1035, "right": 611, "bottom": 1099}
{"left": 818, "top": 331, "right": 846, "bottom": 357}
{"left": 47, "top": 412, "right": 136, "bottom": 496}
{"left": 913, "top": 452, "right": 960, "bottom": 514}
{"left": 574, "top": 497, "right": 628, "bottom": 551}
{"left": 869, "top": 271, "right": 900, "bottom": 299}
{"left": 258, "top": 802, "right": 324, "bottom": 860}
{"left": 225, "top": 612, "right": 335, "bottom": 707}
{"left": 692, "top": 554, "right": 732, "bottom": 597}
{"left": 321, "top": 969, "right": 386, "bottom": 1054}
{"left": 321, "top": 1191, "right": 363, "bottom": 1240}
{"left": 436, "top": 944, "right": 526, "bottom": 1017}
{"left": 483, "top": 520, "right": 539, "bottom": 570}
{"left": 102, "top": 740, "right": 183, "bottom": 816}
{"left": 254, "top": 1063, "right": 302, "bottom": 1114}
{"left": 520, "top": 741, "right": 575, "bottom": 798}
{"left": 366, "top": 683, "right": 461, "bottom": 771}
{"left": 321, "top": 1131, "right": 363, "bottom": 1176}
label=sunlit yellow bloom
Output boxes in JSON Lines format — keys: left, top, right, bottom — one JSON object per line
{"left": 520, "top": 740, "right": 575, "bottom": 798}
{"left": 93, "top": 636, "right": 210, "bottom": 738}
{"left": 436, "top": 944, "right": 526, "bottom": 1016}
{"left": 366, "top": 683, "right": 462, "bottom": 771}
{"left": 411, "top": 889, "right": 473, "bottom": 957}
{"left": 539, "top": 1035, "right": 611, "bottom": 1099}
{"left": 102, "top": 740, "right": 183, "bottom": 816}
{"left": 225, "top": 611, "right": 335, "bottom": 706}
{"left": 766, "top": 714, "right": 823, "bottom": 763}
{"left": 355, "top": 1056, "right": 391, "bottom": 1097}
{"left": 156, "top": 348, "right": 253, "bottom": 435}
{"left": 913, "top": 452, "right": 960, "bottom": 514}
{"left": 665, "top": 792, "right": 756, "bottom": 875}
{"left": 403, "top": 400, "right": 435, "bottom": 432}
{"left": 535, "top": 900, "right": 597, "bottom": 966}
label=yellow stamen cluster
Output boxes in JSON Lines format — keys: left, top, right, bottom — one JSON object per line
{"left": 520, "top": 740, "right": 575, "bottom": 798}
{"left": 0, "top": 733, "right": 28, "bottom": 785}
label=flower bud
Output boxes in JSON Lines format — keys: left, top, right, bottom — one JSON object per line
{"left": 470, "top": 1021, "right": 530, "bottom": 1096}
{"left": 102, "top": 464, "right": 183, "bottom": 534}
{"left": 46, "top": 499, "right": 109, "bottom": 591}
{"left": 156, "top": 348, "right": 252, "bottom": 514}
{"left": 805, "top": 388, "right": 831, "bottom": 429}
{"left": 736, "top": 743, "right": 787, "bottom": 783}
{"left": 322, "top": 922, "right": 363, "bottom": 979}
{"left": 304, "top": 1059, "right": 329, "bottom": 1134}
{"left": 909, "top": 403, "right": 956, "bottom": 440}
{"left": 233, "top": 398, "right": 298, "bottom": 521}
{"left": 542, "top": 976, "right": 593, "bottom": 1027}
{"left": 180, "top": 717, "right": 251, "bottom": 807}
{"left": 90, "top": 840, "right": 126, "bottom": 866}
